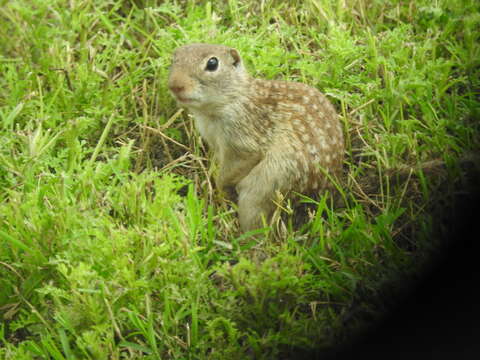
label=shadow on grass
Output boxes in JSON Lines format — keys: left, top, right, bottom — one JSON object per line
{"left": 279, "top": 157, "right": 480, "bottom": 359}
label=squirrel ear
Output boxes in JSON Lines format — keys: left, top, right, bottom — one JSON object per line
{"left": 230, "top": 49, "right": 241, "bottom": 67}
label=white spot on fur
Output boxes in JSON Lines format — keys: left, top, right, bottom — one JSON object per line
{"left": 315, "top": 128, "right": 325, "bottom": 138}
{"left": 320, "top": 139, "right": 329, "bottom": 150}
{"left": 307, "top": 144, "right": 317, "bottom": 155}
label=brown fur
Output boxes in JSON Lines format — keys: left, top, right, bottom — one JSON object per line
{"left": 168, "top": 43, "right": 344, "bottom": 232}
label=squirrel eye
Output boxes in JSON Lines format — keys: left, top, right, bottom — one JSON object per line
{"left": 205, "top": 57, "right": 219, "bottom": 71}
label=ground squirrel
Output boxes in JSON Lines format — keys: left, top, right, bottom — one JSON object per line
{"left": 168, "top": 43, "right": 344, "bottom": 232}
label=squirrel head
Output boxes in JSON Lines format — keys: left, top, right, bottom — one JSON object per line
{"left": 168, "top": 43, "right": 249, "bottom": 110}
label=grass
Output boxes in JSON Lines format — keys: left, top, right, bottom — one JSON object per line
{"left": 0, "top": 0, "right": 479, "bottom": 358}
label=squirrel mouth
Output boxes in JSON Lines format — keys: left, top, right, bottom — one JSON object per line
{"left": 176, "top": 95, "right": 194, "bottom": 103}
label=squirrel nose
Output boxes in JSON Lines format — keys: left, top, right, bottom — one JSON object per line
{"left": 169, "top": 84, "right": 185, "bottom": 95}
